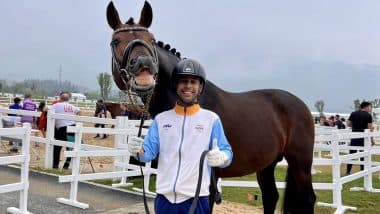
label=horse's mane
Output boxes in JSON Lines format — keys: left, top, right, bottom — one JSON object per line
{"left": 125, "top": 16, "right": 181, "bottom": 58}
{"left": 156, "top": 40, "right": 181, "bottom": 58}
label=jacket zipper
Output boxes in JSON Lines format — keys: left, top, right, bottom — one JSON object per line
{"left": 173, "top": 107, "right": 187, "bottom": 203}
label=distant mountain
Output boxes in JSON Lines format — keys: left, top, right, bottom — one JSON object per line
{"left": 0, "top": 79, "right": 88, "bottom": 97}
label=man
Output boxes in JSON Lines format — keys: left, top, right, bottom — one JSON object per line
{"left": 49, "top": 92, "right": 81, "bottom": 169}
{"left": 9, "top": 97, "right": 22, "bottom": 116}
{"left": 334, "top": 114, "right": 345, "bottom": 129}
{"left": 94, "top": 99, "right": 107, "bottom": 139}
{"left": 345, "top": 101, "right": 373, "bottom": 175}
{"left": 8, "top": 97, "right": 23, "bottom": 151}
{"left": 128, "top": 59, "right": 233, "bottom": 213}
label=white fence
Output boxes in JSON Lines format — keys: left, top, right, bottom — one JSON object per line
{"left": 57, "top": 121, "right": 155, "bottom": 208}
{"left": 220, "top": 129, "right": 380, "bottom": 214}
{"left": 1, "top": 107, "right": 380, "bottom": 213}
{"left": 0, "top": 123, "right": 32, "bottom": 214}
{"left": 0, "top": 107, "right": 155, "bottom": 209}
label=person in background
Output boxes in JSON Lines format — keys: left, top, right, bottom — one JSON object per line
{"left": 49, "top": 92, "right": 81, "bottom": 170}
{"left": 328, "top": 116, "right": 335, "bottom": 127}
{"left": 345, "top": 101, "right": 374, "bottom": 175}
{"left": 8, "top": 97, "right": 22, "bottom": 116}
{"left": 94, "top": 99, "right": 107, "bottom": 139}
{"left": 334, "top": 114, "right": 346, "bottom": 129}
{"left": 7, "top": 97, "right": 23, "bottom": 151}
{"left": 21, "top": 94, "right": 37, "bottom": 126}
{"left": 120, "top": 103, "right": 130, "bottom": 118}
{"left": 319, "top": 115, "right": 330, "bottom": 126}
{"left": 37, "top": 101, "right": 48, "bottom": 138}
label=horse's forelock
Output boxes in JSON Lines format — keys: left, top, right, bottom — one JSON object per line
{"left": 126, "top": 17, "right": 135, "bottom": 25}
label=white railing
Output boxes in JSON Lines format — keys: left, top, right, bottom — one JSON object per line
{"left": 220, "top": 129, "right": 380, "bottom": 214}
{"left": 0, "top": 107, "right": 155, "bottom": 209}
{"left": 2, "top": 107, "right": 380, "bottom": 213}
{"left": 57, "top": 121, "right": 155, "bottom": 209}
{"left": 0, "top": 123, "right": 32, "bottom": 214}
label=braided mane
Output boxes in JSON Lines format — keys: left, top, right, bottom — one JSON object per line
{"left": 156, "top": 41, "right": 181, "bottom": 58}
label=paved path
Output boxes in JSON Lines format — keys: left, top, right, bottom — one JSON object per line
{"left": 0, "top": 166, "right": 154, "bottom": 214}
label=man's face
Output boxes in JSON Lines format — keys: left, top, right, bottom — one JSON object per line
{"left": 176, "top": 76, "right": 203, "bottom": 103}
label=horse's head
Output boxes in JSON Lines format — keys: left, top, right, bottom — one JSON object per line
{"left": 107, "top": 1, "right": 158, "bottom": 94}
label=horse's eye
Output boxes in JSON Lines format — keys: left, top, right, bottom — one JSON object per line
{"left": 110, "top": 39, "right": 120, "bottom": 47}
{"left": 129, "top": 58, "right": 137, "bottom": 65}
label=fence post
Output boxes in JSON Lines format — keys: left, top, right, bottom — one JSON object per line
{"left": 112, "top": 116, "right": 133, "bottom": 187}
{"left": 19, "top": 123, "right": 32, "bottom": 213}
{"left": 113, "top": 117, "right": 124, "bottom": 173}
{"left": 363, "top": 129, "right": 372, "bottom": 191}
{"left": 44, "top": 109, "right": 55, "bottom": 168}
{"left": 331, "top": 131, "right": 342, "bottom": 208}
{"left": 57, "top": 122, "right": 89, "bottom": 209}
{"left": 70, "top": 123, "right": 83, "bottom": 202}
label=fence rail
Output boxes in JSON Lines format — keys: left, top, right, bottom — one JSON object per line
{"left": 1, "top": 107, "right": 380, "bottom": 213}
{"left": 0, "top": 123, "right": 32, "bottom": 214}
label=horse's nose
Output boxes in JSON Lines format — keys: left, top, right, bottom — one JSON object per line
{"left": 137, "top": 55, "right": 152, "bottom": 64}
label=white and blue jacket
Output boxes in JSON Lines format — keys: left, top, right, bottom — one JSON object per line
{"left": 139, "top": 103, "right": 233, "bottom": 203}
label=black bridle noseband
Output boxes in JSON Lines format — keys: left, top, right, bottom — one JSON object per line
{"left": 110, "top": 26, "right": 159, "bottom": 93}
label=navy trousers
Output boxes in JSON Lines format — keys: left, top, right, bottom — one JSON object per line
{"left": 154, "top": 194, "right": 210, "bottom": 214}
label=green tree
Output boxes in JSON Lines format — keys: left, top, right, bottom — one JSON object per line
{"left": 97, "top": 72, "right": 112, "bottom": 99}
{"left": 314, "top": 100, "right": 325, "bottom": 117}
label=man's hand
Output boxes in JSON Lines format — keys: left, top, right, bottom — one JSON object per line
{"left": 207, "top": 139, "right": 228, "bottom": 167}
{"left": 128, "top": 136, "right": 144, "bottom": 156}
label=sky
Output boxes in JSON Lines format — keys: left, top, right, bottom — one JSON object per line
{"left": 1, "top": 0, "right": 380, "bottom": 113}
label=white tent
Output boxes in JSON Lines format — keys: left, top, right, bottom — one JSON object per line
{"left": 70, "top": 93, "right": 86, "bottom": 102}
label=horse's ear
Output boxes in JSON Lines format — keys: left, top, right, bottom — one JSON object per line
{"left": 139, "top": 1, "right": 153, "bottom": 28}
{"left": 107, "top": 1, "right": 122, "bottom": 30}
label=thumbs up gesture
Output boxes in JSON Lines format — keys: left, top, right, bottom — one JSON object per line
{"left": 128, "top": 136, "right": 144, "bottom": 156}
{"left": 206, "top": 139, "right": 228, "bottom": 167}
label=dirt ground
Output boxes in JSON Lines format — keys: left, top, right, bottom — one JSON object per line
{"left": 0, "top": 110, "right": 262, "bottom": 213}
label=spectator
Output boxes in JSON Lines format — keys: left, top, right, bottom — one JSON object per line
{"left": 8, "top": 97, "right": 23, "bottom": 150}
{"left": 319, "top": 115, "right": 330, "bottom": 126}
{"left": 94, "top": 99, "right": 107, "bottom": 139}
{"left": 345, "top": 101, "right": 374, "bottom": 175}
{"left": 21, "top": 94, "right": 37, "bottom": 125}
{"left": 49, "top": 92, "right": 81, "bottom": 170}
{"left": 8, "top": 97, "right": 22, "bottom": 116}
{"left": 120, "top": 103, "right": 130, "bottom": 118}
{"left": 37, "top": 101, "right": 48, "bottom": 138}
{"left": 334, "top": 114, "right": 345, "bottom": 129}
{"left": 328, "top": 116, "right": 335, "bottom": 126}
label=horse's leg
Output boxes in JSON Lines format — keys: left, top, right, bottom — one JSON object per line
{"left": 283, "top": 137, "right": 316, "bottom": 213}
{"left": 257, "top": 159, "right": 280, "bottom": 214}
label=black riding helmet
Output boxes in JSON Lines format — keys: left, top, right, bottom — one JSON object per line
{"left": 172, "top": 58, "right": 206, "bottom": 94}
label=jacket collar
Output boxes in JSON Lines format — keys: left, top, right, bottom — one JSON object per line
{"left": 174, "top": 103, "right": 201, "bottom": 116}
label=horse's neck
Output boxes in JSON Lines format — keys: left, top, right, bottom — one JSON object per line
{"left": 200, "top": 81, "right": 227, "bottom": 111}
{"left": 148, "top": 46, "right": 179, "bottom": 117}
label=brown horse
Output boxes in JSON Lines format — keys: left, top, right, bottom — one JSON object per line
{"left": 94, "top": 101, "right": 144, "bottom": 120}
{"left": 106, "top": 2, "right": 316, "bottom": 213}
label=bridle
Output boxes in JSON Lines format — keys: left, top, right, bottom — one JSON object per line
{"left": 110, "top": 26, "right": 159, "bottom": 95}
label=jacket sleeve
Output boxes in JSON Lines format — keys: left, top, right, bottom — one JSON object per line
{"left": 209, "top": 118, "right": 233, "bottom": 168}
{"left": 139, "top": 119, "right": 160, "bottom": 162}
